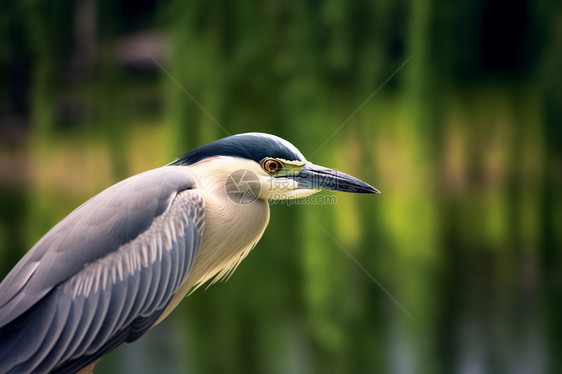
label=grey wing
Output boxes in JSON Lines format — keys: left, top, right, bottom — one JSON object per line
{"left": 0, "top": 166, "right": 205, "bottom": 374}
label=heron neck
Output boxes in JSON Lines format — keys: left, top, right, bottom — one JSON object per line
{"left": 155, "top": 161, "right": 270, "bottom": 325}
{"left": 183, "top": 159, "right": 270, "bottom": 289}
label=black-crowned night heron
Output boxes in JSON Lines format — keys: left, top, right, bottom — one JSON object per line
{"left": 0, "top": 133, "right": 379, "bottom": 373}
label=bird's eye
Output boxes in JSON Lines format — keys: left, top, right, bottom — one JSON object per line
{"left": 263, "top": 159, "right": 282, "bottom": 173}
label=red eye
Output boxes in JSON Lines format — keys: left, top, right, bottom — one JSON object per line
{"left": 263, "top": 159, "right": 281, "bottom": 173}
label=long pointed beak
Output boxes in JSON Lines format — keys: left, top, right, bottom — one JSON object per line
{"left": 290, "top": 162, "right": 380, "bottom": 194}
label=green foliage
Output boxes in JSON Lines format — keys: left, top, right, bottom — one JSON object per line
{"left": 0, "top": 0, "right": 560, "bottom": 373}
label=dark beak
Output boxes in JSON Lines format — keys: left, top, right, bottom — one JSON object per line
{"left": 290, "top": 162, "right": 380, "bottom": 194}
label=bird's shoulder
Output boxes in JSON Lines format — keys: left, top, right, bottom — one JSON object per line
{"left": 0, "top": 166, "right": 203, "bottom": 327}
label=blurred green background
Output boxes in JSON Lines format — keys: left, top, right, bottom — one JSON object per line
{"left": 1, "top": 0, "right": 561, "bottom": 373}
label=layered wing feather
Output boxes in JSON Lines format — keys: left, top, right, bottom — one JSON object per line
{"left": 0, "top": 166, "right": 205, "bottom": 373}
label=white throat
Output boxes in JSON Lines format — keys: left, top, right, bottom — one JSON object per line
{"left": 184, "top": 157, "right": 270, "bottom": 289}
{"left": 157, "top": 158, "right": 270, "bottom": 324}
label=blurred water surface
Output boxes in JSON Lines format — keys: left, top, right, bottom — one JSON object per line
{"left": 0, "top": 1, "right": 560, "bottom": 373}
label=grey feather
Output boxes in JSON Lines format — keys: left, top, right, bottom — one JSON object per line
{"left": 0, "top": 166, "right": 205, "bottom": 373}
{"left": 0, "top": 167, "right": 197, "bottom": 326}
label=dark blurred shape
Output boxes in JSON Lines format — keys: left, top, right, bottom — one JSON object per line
{"left": 72, "top": 0, "right": 97, "bottom": 73}
{"left": 119, "top": 0, "right": 162, "bottom": 32}
{"left": 479, "top": 0, "right": 530, "bottom": 73}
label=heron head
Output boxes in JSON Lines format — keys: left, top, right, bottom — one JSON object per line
{"left": 173, "top": 132, "right": 380, "bottom": 202}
